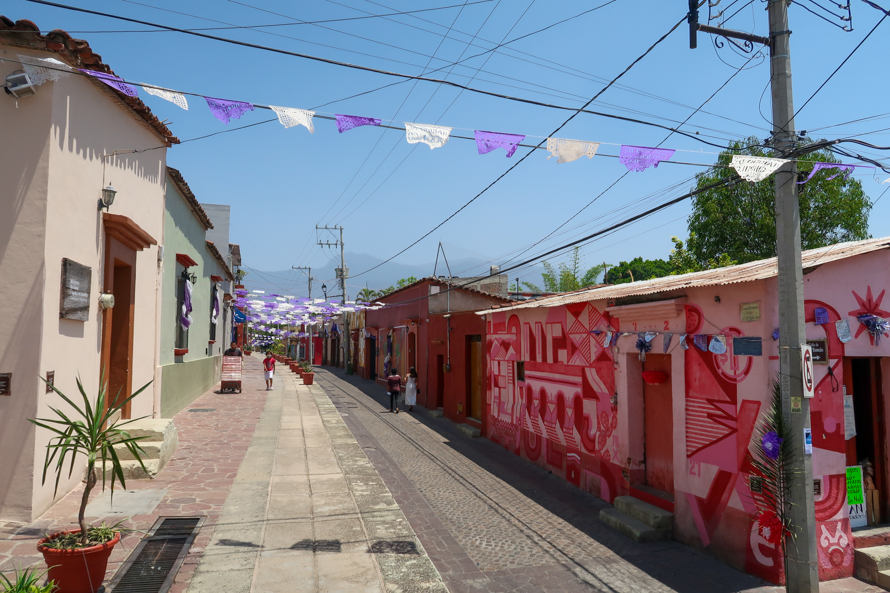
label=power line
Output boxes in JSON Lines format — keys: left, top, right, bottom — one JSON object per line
{"left": 349, "top": 12, "right": 690, "bottom": 280}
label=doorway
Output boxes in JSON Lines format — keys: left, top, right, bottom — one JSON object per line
{"left": 846, "top": 358, "right": 885, "bottom": 519}
{"left": 643, "top": 354, "right": 674, "bottom": 494}
{"left": 369, "top": 337, "right": 377, "bottom": 380}
{"left": 467, "top": 335, "right": 482, "bottom": 420}
{"left": 408, "top": 331, "right": 416, "bottom": 373}
{"left": 436, "top": 354, "right": 445, "bottom": 409}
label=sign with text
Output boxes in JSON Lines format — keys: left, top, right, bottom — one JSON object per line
{"left": 0, "top": 373, "right": 9, "bottom": 396}
{"left": 802, "top": 344, "right": 815, "bottom": 398}
{"left": 806, "top": 339, "right": 828, "bottom": 364}
{"left": 740, "top": 301, "right": 761, "bottom": 322}
{"left": 847, "top": 465, "right": 867, "bottom": 528}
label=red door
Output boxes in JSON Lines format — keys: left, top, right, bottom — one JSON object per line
{"left": 643, "top": 354, "right": 674, "bottom": 494}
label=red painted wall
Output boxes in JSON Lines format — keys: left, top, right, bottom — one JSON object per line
{"left": 425, "top": 312, "right": 487, "bottom": 429}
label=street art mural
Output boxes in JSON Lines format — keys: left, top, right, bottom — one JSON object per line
{"left": 484, "top": 277, "right": 890, "bottom": 584}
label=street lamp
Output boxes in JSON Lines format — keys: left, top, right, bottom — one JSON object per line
{"left": 322, "top": 283, "right": 328, "bottom": 299}
{"left": 98, "top": 183, "right": 117, "bottom": 211}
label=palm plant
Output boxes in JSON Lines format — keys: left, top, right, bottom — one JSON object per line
{"left": 0, "top": 565, "right": 56, "bottom": 593}
{"left": 356, "top": 288, "right": 377, "bottom": 303}
{"left": 29, "top": 376, "right": 152, "bottom": 547}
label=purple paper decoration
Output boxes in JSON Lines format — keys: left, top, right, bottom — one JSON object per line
{"left": 475, "top": 130, "right": 525, "bottom": 158}
{"left": 762, "top": 431, "right": 783, "bottom": 460}
{"left": 79, "top": 69, "right": 139, "bottom": 97}
{"left": 858, "top": 314, "right": 890, "bottom": 346}
{"left": 797, "top": 162, "right": 857, "bottom": 184}
{"left": 180, "top": 279, "right": 193, "bottom": 330}
{"left": 635, "top": 334, "right": 652, "bottom": 361}
{"left": 204, "top": 96, "right": 255, "bottom": 124}
{"left": 336, "top": 114, "right": 381, "bottom": 133}
{"left": 619, "top": 145, "right": 675, "bottom": 172}
{"left": 693, "top": 335, "right": 708, "bottom": 351}
{"left": 772, "top": 328, "right": 780, "bottom": 341}
{"left": 814, "top": 307, "right": 829, "bottom": 325}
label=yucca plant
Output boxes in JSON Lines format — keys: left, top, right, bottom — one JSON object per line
{"left": 29, "top": 376, "right": 152, "bottom": 547}
{"left": 747, "top": 376, "right": 801, "bottom": 556}
{"left": 0, "top": 564, "right": 56, "bottom": 592}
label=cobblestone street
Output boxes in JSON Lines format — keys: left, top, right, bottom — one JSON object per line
{"left": 313, "top": 367, "right": 880, "bottom": 593}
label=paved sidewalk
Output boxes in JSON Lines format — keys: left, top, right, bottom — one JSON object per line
{"left": 188, "top": 368, "right": 446, "bottom": 593}
{"left": 0, "top": 356, "right": 272, "bottom": 592}
{"left": 313, "top": 367, "right": 882, "bottom": 593}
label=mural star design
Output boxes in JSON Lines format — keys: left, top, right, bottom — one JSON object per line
{"left": 848, "top": 286, "right": 889, "bottom": 342}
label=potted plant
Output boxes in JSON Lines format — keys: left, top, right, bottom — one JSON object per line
{"left": 300, "top": 361, "right": 314, "bottom": 385}
{"left": 30, "top": 376, "right": 152, "bottom": 593}
{"left": 1, "top": 565, "right": 57, "bottom": 593}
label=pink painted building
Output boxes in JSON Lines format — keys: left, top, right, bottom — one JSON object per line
{"left": 479, "top": 238, "right": 890, "bottom": 584}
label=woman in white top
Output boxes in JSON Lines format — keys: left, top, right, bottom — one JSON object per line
{"left": 404, "top": 366, "right": 418, "bottom": 412}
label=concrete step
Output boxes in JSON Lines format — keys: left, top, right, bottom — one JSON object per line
{"left": 108, "top": 418, "right": 178, "bottom": 478}
{"left": 855, "top": 545, "right": 890, "bottom": 585}
{"left": 112, "top": 441, "right": 163, "bottom": 461}
{"left": 91, "top": 458, "right": 162, "bottom": 481}
{"left": 455, "top": 424, "right": 481, "bottom": 438}
{"left": 878, "top": 570, "right": 890, "bottom": 591}
{"left": 614, "top": 496, "right": 673, "bottom": 531}
{"left": 599, "top": 508, "right": 671, "bottom": 543}
{"left": 116, "top": 418, "right": 176, "bottom": 442}
{"left": 427, "top": 409, "right": 444, "bottom": 418}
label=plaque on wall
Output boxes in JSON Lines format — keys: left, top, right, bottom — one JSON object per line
{"left": 740, "top": 301, "right": 761, "bottom": 322}
{"left": 46, "top": 371, "right": 55, "bottom": 393}
{"left": 60, "top": 258, "right": 92, "bottom": 321}
{"left": 0, "top": 373, "right": 10, "bottom": 396}
{"left": 807, "top": 339, "right": 828, "bottom": 364}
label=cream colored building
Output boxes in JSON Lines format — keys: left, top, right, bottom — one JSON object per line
{"left": 0, "top": 18, "right": 178, "bottom": 522}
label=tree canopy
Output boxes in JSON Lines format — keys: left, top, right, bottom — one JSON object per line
{"left": 686, "top": 136, "right": 871, "bottom": 266}
{"left": 604, "top": 257, "right": 671, "bottom": 285}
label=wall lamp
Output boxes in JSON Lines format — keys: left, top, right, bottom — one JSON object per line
{"left": 98, "top": 184, "right": 117, "bottom": 211}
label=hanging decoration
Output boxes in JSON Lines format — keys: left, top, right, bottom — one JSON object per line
{"left": 546, "top": 138, "right": 599, "bottom": 164}
{"left": 644, "top": 332, "right": 657, "bottom": 343}
{"left": 180, "top": 278, "right": 194, "bottom": 330}
{"left": 797, "top": 162, "right": 866, "bottom": 184}
{"left": 836, "top": 319, "right": 853, "bottom": 343}
{"left": 761, "top": 431, "right": 783, "bottom": 460}
{"left": 662, "top": 333, "right": 672, "bottom": 353}
{"left": 205, "top": 97, "right": 255, "bottom": 124}
{"left": 635, "top": 334, "right": 652, "bottom": 361}
{"left": 693, "top": 335, "right": 708, "bottom": 351}
{"left": 680, "top": 334, "right": 689, "bottom": 350}
{"left": 270, "top": 106, "right": 315, "bottom": 132}
{"left": 405, "top": 122, "right": 452, "bottom": 149}
{"left": 814, "top": 307, "right": 829, "bottom": 325}
{"left": 604, "top": 331, "right": 613, "bottom": 347}
{"left": 857, "top": 314, "right": 890, "bottom": 346}
{"left": 709, "top": 335, "right": 727, "bottom": 354}
{"left": 475, "top": 130, "right": 525, "bottom": 158}
{"left": 730, "top": 155, "right": 789, "bottom": 182}
{"left": 756, "top": 510, "right": 785, "bottom": 545}
{"left": 336, "top": 114, "right": 381, "bottom": 133}
{"left": 619, "top": 145, "right": 675, "bottom": 172}
{"left": 211, "top": 284, "right": 220, "bottom": 325}
{"left": 142, "top": 84, "right": 189, "bottom": 110}
{"left": 79, "top": 69, "right": 139, "bottom": 97}
{"left": 18, "top": 55, "right": 74, "bottom": 86}
{"left": 772, "top": 328, "right": 780, "bottom": 340}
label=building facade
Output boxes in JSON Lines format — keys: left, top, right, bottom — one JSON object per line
{"left": 480, "top": 238, "right": 890, "bottom": 584}
{"left": 0, "top": 18, "right": 177, "bottom": 521}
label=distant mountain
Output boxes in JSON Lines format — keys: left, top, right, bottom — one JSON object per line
{"left": 242, "top": 252, "right": 498, "bottom": 298}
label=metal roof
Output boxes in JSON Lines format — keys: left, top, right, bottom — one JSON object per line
{"left": 481, "top": 237, "right": 890, "bottom": 315}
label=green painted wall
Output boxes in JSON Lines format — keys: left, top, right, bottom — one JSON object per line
{"left": 160, "top": 354, "right": 221, "bottom": 417}
{"left": 160, "top": 171, "right": 231, "bottom": 416}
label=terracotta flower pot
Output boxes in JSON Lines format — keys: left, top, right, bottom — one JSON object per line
{"left": 38, "top": 530, "right": 120, "bottom": 593}
{"left": 302, "top": 372, "right": 314, "bottom": 385}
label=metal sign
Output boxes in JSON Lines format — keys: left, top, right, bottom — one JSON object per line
{"left": 806, "top": 339, "right": 828, "bottom": 364}
{"left": 0, "top": 373, "right": 10, "bottom": 396}
{"left": 802, "top": 344, "right": 815, "bottom": 398}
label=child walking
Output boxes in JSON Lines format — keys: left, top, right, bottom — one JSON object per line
{"left": 263, "top": 351, "right": 275, "bottom": 390}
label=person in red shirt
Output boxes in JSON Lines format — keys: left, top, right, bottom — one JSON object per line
{"left": 263, "top": 351, "right": 275, "bottom": 391}
{"left": 387, "top": 368, "right": 402, "bottom": 414}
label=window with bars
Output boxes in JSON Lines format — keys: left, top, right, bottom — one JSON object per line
{"left": 175, "top": 275, "right": 188, "bottom": 349}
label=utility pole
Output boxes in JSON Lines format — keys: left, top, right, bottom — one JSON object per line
{"left": 317, "top": 225, "right": 351, "bottom": 373}
{"left": 689, "top": 2, "right": 817, "bottom": 590}
{"left": 293, "top": 266, "right": 314, "bottom": 364}
{"left": 768, "top": 1, "right": 818, "bottom": 589}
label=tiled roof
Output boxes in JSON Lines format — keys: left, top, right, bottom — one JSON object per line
{"left": 376, "top": 277, "right": 513, "bottom": 304}
{"left": 479, "top": 237, "right": 890, "bottom": 314}
{"left": 206, "top": 240, "right": 234, "bottom": 281}
{"left": 0, "top": 17, "right": 179, "bottom": 145}
{"left": 167, "top": 167, "right": 213, "bottom": 230}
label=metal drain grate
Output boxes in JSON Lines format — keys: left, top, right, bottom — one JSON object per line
{"left": 187, "top": 408, "right": 215, "bottom": 413}
{"left": 108, "top": 517, "right": 204, "bottom": 593}
{"left": 290, "top": 539, "right": 342, "bottom": 553}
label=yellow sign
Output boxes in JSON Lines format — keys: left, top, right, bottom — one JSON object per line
{"left": 740, "top": 302, "right": 761, "bottom": 322}
{"left": 791, "top": 397, "right": 802, "bottom": 413}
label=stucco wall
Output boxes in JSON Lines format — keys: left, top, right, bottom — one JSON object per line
{"left": 160, "top": 354, "right": 221, "bottom": 417}
{"left": 0, "top": 51, "right": 52, "bottom": 522}
{"left": 0, "top": 49, "right": 168, "bottom": 521}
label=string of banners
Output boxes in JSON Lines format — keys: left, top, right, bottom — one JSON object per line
{"left": 15, "top": 55, "right": 871, "bottom": 179}
{"left": 594, "top": 311, "right": 888, "bottom": 362}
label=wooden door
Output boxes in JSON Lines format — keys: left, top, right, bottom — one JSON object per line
{"left": 468, "top": 335, "right": 482, "bottom": 420}
{"left": 643, "top": 354, "right": 674, "bottom": 494}
{"left": 100, "top": 237, "right": 136, "bottom": 420}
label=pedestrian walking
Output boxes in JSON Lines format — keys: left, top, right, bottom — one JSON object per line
{"left": 387, "top": 368, "right": 402, "bottom": 414}
{"left": 224, "top": 341, "right": 242, "bottom": 357}
{"left": 405, "top": 366, "right": 418, "bottom": 412}
{"left": 263, "top": 351, "right": 275, "bottom": 390}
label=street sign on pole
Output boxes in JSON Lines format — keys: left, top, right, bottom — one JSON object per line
{"left": 802, "top": 345, "right": 815, "bottom": 399}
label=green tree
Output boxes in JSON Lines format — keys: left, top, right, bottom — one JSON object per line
{"left": 537, "top": 247, "right": 608, "bottom": 293}
{"left": 604, "top": 257, "right": 672, "bottom": 284}
{"left": 668, "top": 234, "right": 736, "bottom": 275}
{"left": 356, "top": 288, "right": 378, "bottom": 302}
{"left": 396, "top": 276, "right": 418, "bottom": 289}
{"left": 686, "top": 136, "right": 871, "bottom": 266}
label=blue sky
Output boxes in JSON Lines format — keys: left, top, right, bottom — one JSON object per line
{"left": 8, "top": 0, "right": 889, "bottom": 296}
